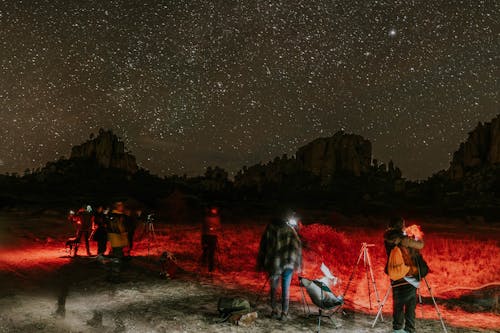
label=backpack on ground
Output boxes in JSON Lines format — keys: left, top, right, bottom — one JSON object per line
{"left": 217, "top": 297, "right": 251, "bottom": 321}
{"left": 387, "top": 245, "right": 410, "bottom": 281}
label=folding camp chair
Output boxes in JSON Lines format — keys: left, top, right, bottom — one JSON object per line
{"left": 299, "top": 276, "right": 344, "bottom": 333}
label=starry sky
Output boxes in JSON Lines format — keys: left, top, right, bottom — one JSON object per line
{"left": 0, "top": 0, "right": 498, "bottom": 179}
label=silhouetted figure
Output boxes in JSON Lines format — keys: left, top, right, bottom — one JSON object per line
{"left": 75, "top": 205, "right": 93, "bottom": 256}
{"left": 93, "top": 206, "right": 108, "bottom": 258}
{"left": 201, "top": 207, "right": 221, "bottom": 272}
{"left": 125, "top": 209, "right": 142, "bottom": 256}
{"left": 384, "top": 217, "right": 424, "bottom": 333}
{"left": 257, "top": 215, "right": 302, "bottom": 321}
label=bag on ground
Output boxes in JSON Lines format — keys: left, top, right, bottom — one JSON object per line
{"left": 217, "top": 297, "right": 251, "bottom": 321}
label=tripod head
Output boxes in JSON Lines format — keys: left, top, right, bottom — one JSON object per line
{"left": 362, "top": 242, "right": 375, "bottom": 247}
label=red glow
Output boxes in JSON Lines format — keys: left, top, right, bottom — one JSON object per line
{"left": 405, "top": 224, "right": 424, "bottom": 240}
{"left": 1, "top": 219, "right": 498, "bottom": 330}
{"left": 210, "top": 208, "right": 218, "bottom": 215}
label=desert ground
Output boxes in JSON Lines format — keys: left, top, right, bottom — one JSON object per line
{"left": 0, "top": 209, "right": 498, "bottom": 333}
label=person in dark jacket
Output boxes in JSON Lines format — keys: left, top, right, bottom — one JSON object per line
{"left": 93, "top": 206, "right": 108, "bottom": 259}
{"left": 201, "top": 207, "right": 222, "bottom": 272}
{"left": 384, "top": 217, "right": 424, "bottom": 333}
{"left": 75, "top": 205, "right": 93, "bottom": 256}
{"left": 257, "top": 216, "right": 302, "bottom": 321}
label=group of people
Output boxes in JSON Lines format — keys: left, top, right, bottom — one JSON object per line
{"left": 256, "top": 214, "right": 425, "bottom": 333}
{"left": 67, "top": 202, "right": 145, "bottom": 260}
{"left": 68, "top": 204, "right": 425, "bottom": 332}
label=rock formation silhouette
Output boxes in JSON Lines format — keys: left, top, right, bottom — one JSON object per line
{"left": 70, "top": 129, "right": 138, "bottom": 174}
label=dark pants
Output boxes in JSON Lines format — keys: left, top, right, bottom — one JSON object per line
{"left": 108, "top": 247, "right": 124, "bottom": 281}
{"left": 127, "top": 227, "right": 136, "bottom": 252}
{"left": 94, "top": 228, "right": 107, "bottom": 255}
{"left": 392, "top": 283, "right": 417, "bottom": 333}
{"left": 75, "top": 229, "right": 90, "bottom": 255}
{"left": 201, "top": 234, "right": 218, "bottom": 272}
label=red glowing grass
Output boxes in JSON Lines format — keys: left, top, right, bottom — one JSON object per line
{"left": 1, "top": 219, "right": 498, "bottom": 330}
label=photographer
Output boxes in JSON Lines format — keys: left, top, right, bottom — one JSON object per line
{"left": 384, "top": 217, "right": 424, "bottom": 333}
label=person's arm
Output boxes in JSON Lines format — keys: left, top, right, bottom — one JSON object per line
{"left": 400, "top": 236, "right": 424, "bottom": 250}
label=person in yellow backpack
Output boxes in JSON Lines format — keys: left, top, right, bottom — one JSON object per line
{"left": 384, "top": 217, "right": 424, "bottom": 333}
{"left": 107, "top": 202, "right": 129, "bottom": 282}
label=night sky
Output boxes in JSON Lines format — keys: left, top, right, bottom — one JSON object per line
{"left": 0, "top": 1, "right": 498, "bottom": 179}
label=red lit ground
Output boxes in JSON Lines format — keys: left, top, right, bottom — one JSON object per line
{"left": 0, "top": 212, "right": 498, "bottom": 332}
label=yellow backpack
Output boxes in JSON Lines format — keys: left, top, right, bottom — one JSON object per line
{"left": 387, "top": 245, "right": 410, "bottom": 281}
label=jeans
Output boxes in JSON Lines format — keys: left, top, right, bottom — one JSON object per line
{"left": 392, "top": 283, "right": 417, "bottom": 333}
{"left": 270, "top": 268, "right": 294, "bottom": 314}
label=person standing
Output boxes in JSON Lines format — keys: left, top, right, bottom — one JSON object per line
{"left": 384, "top": 217, "right": 424, "bottom": 333}
{"left": 124, "top": 209, "right": 142, "bottom": 256}
{"left": 75, "top": 205, "right": 93, "bottom": 256}
{"left": 201, "top": 207, "right": 222, "bottom": 273}
{"left": 107, "top": 202, "right": 129, "bottom": 281}
{"left": 93, "top": 206, "right": 108, "bottom": 259}
{"left": 257, "top": 215, "right": 302, "bottom": 321}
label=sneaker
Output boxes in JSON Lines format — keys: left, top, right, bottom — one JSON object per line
{"left": 271, "top": 311, "right": 280, "bottom": 320}
{"left": 279, "top": 312, "right": 290, "bottom": 321}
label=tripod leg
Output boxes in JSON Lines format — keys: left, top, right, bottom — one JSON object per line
{"left": 424, "top": 278, "right": 448, "bottom": 333}
{"left": 371, "top": 286, "right": 391, "bottom": 328}
{"left": 366, "top": 248, "right": 383, "bottom": 320}
{"left": 300, "top": 285, "right": 311, "bottom": 316}
{"left": 364, "top": 249, "right": 373, "bottom": 309}
{"left": 342, "top": 247, "right": 364, "bottom": 297}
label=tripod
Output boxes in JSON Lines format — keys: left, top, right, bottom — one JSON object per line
{"left": 343, "top": 243, "right": 383, "bottom": 316}
{"left": 372, "top": 277, "right": 448, "bottom": 333}
{"left": 144, "top": 219, "right": 159, "bottom": 259}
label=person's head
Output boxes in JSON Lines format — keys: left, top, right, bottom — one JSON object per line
{"left": 286, "top": 212, "right": 300, "bottom": 230}
{"left": 207, "top": 206, "right": 219, "bottom": 217}
{"left": 96, "top": 206, "right": 103, "bottom": 213}
{"left": 389, "top": 216, "right": 405, "bottom": 231}
{"left": 114, "top": 201, "right": 125, "bottom": 213}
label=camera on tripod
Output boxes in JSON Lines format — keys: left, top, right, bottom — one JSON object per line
{"left": 147, "top": 213, "right": 156, "bottom": 224}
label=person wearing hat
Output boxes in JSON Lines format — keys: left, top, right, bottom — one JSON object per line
{"left": 384, "top": 217, "right": 424, "bottom": 333}
{"left": 257, "top": 214, "right": 302, "bottom": 321}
